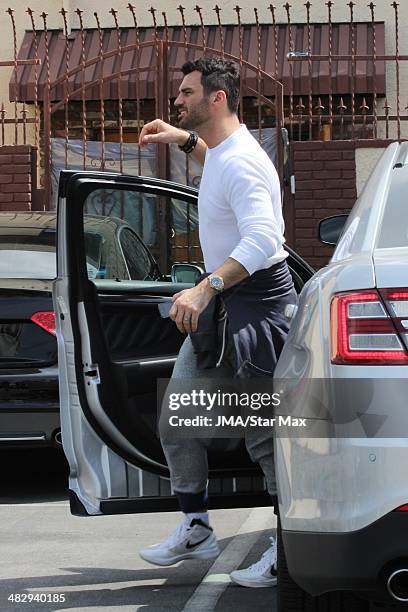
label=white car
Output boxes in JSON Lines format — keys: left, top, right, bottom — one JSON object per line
{"left": 54, "top": 144, "right": 407, "bottom": 610}
{"left": 275, "top": 141, "right": 408, "bottom": 610}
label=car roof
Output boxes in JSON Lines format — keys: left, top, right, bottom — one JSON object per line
{"left": 0, "top": 212, "right": 57, "bottom": 228}
{"left": 0, "top": 211, "right": 129, "bottom": 233}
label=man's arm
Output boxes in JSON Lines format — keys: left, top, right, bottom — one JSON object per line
{"left": 169, "top": 257, "right": 249, "bottom": 334}
{"left": 223, "top": 156, "right": 283, "bottom": 275}
{"left": 139, "top": 119, "right": 206, "bottom": 165}
{"left": 207, "top": 257, "right": 249, "bottom": 290}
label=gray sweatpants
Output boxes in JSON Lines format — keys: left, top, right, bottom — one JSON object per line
{"left": 160, "top": 333, "right": 276, "bottom": 498}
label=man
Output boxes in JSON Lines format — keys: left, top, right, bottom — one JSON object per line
{"left": 138, "top": 58, "right": 297, "bottom": 588}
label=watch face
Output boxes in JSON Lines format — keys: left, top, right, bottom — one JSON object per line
{"left": 210, "top": 275, "right": 224, "bottom": 291}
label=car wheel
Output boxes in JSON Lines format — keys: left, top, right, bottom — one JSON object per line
{"left": 276, "top": 518, "right": 370, "bottom": 612}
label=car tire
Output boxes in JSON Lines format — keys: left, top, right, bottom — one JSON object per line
{"left": 276, "top": 518, "right": 370, "bottom": 612}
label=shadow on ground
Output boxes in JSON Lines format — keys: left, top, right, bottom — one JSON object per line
{"left": 0, "top": 448, "right": 69, "bottom": 503}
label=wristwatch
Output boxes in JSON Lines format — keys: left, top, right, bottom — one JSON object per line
{"left": 208, "top": 274, "right": 225, "bottom": 293}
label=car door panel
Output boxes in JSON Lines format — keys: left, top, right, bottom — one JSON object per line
{"left": 100, "top": 292, "right": 185, "bottom": 362}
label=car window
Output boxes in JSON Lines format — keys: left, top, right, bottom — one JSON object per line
{"left": 0, "top": 228, "right": 56, "bottom": 278}
{"left": 84, "top": 189, "right": 158, "bottom": 254}
{"left": 83, "top": 188, "right": 202, "bottom": 278}
{"left": 81, "top": 215, "right": 127, "bottom": 281}
{"left": 0, "top": 221, "right": 129, "bottom": 280}
{"left": 118, "top": 227, "right": 154, "bottom": 280}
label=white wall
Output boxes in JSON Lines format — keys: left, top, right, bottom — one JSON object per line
{"left": 355, "top": 147, "right": 387, "bottom": 197}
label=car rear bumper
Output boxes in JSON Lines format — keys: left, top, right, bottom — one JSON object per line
{"left": 0, "top": 407, "right": 60, "bottom": 447}
{"left": 283, "top": 511, "right": 408, "bottom": 597}
{"left": 0, "top": 366, "right": 60, "bottom": 447}
{"left": 0, "top": 365, "right": 58, "bottom": 383}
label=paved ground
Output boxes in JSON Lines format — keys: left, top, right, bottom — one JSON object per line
{"left": 0, "top": 449, "right": 277, "bottom": 612}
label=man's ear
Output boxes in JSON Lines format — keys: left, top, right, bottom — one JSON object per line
{"left": 212, "top": 90, "right": 227, "bottom": 105}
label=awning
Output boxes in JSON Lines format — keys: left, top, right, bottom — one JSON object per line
{"left": 10, "top": 22, "right": 385, "bottom": 102}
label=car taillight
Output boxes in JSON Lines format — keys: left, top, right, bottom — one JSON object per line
{"left": 30, "top": 311, "right": 56, "bottom": 336}
{"left": 331, "top": 289, "right": 408, "bottom": 365}
{"left": 395, "top": 504, "right": 408, "bottom": 512}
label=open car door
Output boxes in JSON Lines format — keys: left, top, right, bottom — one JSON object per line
{"left": 54, "top": 170, "right": 314, "bottom": 516}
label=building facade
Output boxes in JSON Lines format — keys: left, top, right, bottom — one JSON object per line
{"left": 0, "top": 0, "right": 407, "bottom": 268}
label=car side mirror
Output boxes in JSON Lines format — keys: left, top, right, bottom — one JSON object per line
{"left": 318, "top": 215, "right": 349, "bottom": 246}
{"left": 171, "top": 263, "right": 204, "bottom": 284}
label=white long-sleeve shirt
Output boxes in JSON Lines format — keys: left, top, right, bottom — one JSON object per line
{"left": 198, "top": 125, "right": 288, "bottom": 275}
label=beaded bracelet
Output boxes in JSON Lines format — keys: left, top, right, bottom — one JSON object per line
{"left": 178, "top": 130, "right": 199, "bottom": 154}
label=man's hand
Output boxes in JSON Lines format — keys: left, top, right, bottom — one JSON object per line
{"left": 169, "top": 281, "right": 215, "bottom": 334}
{"left": 139, "top": 118, "right": 207, "bottom": 164}
{"left": 139, "top": 119, "right": 189, "bottom": 149}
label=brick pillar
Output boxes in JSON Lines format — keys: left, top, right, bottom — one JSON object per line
{"left": 0, "top": 145, "right": 37, "bottom": 212}
{"left": 291, "top": 141, "right": 357, "bottom": 269}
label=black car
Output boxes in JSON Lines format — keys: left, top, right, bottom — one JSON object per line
{"left": 0, "top": 211, "right": 161, "bottom": 447}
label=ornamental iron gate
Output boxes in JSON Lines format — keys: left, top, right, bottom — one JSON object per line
{"left": 2, "top": 2, "right": 408, "bottom": 267}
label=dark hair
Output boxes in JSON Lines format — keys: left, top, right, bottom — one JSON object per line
{"left": 181, "top": 57, "right": 240, "bottom": 114}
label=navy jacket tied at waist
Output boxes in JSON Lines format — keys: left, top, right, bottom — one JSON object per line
{"left": 189, "top": 259, "right": 298, "bottom": 378}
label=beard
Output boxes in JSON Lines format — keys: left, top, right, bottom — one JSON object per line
{"left": 177, "top": 98, "right": 210, "bottom": 130}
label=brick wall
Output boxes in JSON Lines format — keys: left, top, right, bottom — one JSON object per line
{"left": 0, "top": 145, "right": 38, "bottom": 212}
{"left": 291, "top": 141, "right": 357, "bottom": 270}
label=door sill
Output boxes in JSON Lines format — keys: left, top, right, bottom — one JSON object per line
{"left": 99, "top": 491, "right": 272, "bottom": 514}
{"left": 69, "top": 490, "right": 272, "bottom": 516}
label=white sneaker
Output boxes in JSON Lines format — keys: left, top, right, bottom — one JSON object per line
{"left": 139, "top": 518, "right": 220, "bottom": 566}
{"left": 230, "top": 536, "right": 277, "bottom": 588}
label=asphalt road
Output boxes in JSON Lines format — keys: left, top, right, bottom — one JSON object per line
{"left": 0, "top": 448, "right": 277, "bottom": 612}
